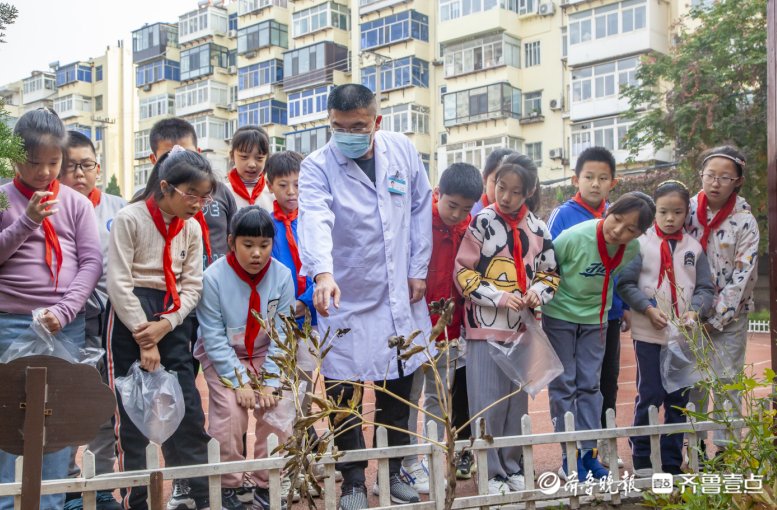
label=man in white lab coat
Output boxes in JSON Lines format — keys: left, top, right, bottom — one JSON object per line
{"left": 299, "top": 84, "right": 433, "bottom": 509}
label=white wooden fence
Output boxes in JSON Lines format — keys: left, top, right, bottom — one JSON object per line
{"left": 747, "top": 320, "right": 771, "bottom": 334}
{"left": 0, "top": 403, "right": 744, "bottom": 510}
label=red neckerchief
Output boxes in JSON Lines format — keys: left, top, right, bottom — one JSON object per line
{"left": 228, "top": 168, "right": 265, "bottom": 205}
{"left": 226, "top": 251, "right": 272, "bottom": 375}
{"left": 272, "top": 200, "right": 306, "bottom": 294}
{"left": 655, "top": 223, "right": 683, "bottom": 317}
{"left": 87, "top": 187, "right": 101, "bottom": 207}
{"left": 697, "top": 191, "right": 737, "bottom": 251}
{"left": 145, "top": 197, "right": 184, "bottom": 316}
{"left": 480, "top": 194, "right": 489, "bottom": 208}
{"left": 194, "top": 211, "right": 212, "bottom": 264}
{"left": 432, "top": 196, "right": 469, "bottom": 242}
{"left": 596, "top": 219, "right": 626, "bottom": 328}
{"left": 494, "top": 203, "right": 529, "bottom": 293}
{"left": 14, "top": 177, "right": 63, "bottom": 289}
{"left": 573, "top": 192, "right": 605, "bottom": 219}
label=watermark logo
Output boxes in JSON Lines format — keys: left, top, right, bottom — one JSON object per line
{"left": 652, "top": 473, "right": 674, "bottom": 494}
{"left": 537, "top": 472, "right": 561, "bottom": 495}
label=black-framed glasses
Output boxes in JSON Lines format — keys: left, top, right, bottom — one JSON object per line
{"left": 63, "top": 160, "right": 98, "bottom": 174}
{"left": 700, "top": 172, "right": 739, "bottom": 185}
{"left": 330, "top": 123, "right": 375, "bottom": 134}
{"left": 171, "top": 186, "right": 214, "bottom": 206}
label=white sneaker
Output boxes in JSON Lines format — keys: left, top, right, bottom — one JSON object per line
{"left": 399, "top": 460, "right": 430, "bottom": 494}
{"left": 597, "top": 439, "right": 625, "bottom": 468}
{"left": 488, "top": 476, "right": 510, "bottom": 495}
{"left": 505, "top": 472, "right": 525, "bottom": 491}
{"left": 292, "top": 474, "right": 321, "bottom": 502}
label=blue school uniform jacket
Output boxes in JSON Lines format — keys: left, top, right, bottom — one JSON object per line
{"left": 547, "top": 198, "right": 627, "bottom": 320}
{"left": 270, "top": 213, "right": 317, "bottom": 327}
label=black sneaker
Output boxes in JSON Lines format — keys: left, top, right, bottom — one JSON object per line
{"left": 387, "top": 473, "right": 420, "bottom": 504}
{"left": 167, "top": 480, "right": 196, "bottom": 510}
{"left": 251, "top": 487, "right": 287, "bottom": 510}
{"left": 456, "top": 451, "right": 474, "bottom": 479}
{"left": 339, "top": 482, "right": 368, "bottom": 510}
{"left": 236, "top": 472, "right": 255, "bottom": 504}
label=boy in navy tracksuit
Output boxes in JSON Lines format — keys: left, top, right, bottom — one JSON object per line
{"left": 546, "top": 146, "right": 628, "bottom": 468}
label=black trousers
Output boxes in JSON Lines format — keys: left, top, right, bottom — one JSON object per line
{"left": 106, "top": 288, "right": 210, "bottom": 510}
{"left": 600, "top": 318, "right": 622, "bottom": 427}
{"left": 324, "top": 370, "right": 416, "bottom": 485}
{"left": 451, "top": 366, "right": 472, "bottom": 439}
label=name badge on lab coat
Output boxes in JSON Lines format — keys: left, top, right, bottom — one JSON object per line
{"left": 388, "top": 174, "right": 407, "bottom": 195}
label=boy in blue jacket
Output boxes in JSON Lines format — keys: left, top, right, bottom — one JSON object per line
{"left": 546, "top": 146, "right": 629, "bottom": 469}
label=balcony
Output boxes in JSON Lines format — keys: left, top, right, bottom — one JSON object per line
{"left": 442, "top": 82, "right": 522, "bottom": 128}
{"left": 238, "top": 20, "right": 288, "bottom": 55}
{"left": 53, "top": 94, "right": 92, "bottom": 120}
{"left": 132, "top": 22, "right": 178, "bottom": 64}
{"left": 179, "top": 6, "right": 229, "bottom": 45}
{"left": 191, "top": 115, "right": 230, "bottom": 152}
{"left": 21, "top": 72, "right": 56, "bottom": 105}
{"left": 56, "top": 63, "right": 92, "bottom": 87}
{"left": 237, "top": 59, "right": 283, "bottom": 100}
{"left": 282, "top": 41, "right": 349, "bottom": 92}
{"left": 359, "top": 0, "right": 408, "bottom": 15}
{"left": 180, "top": 43, "right": 231, "bottom": 81}
{"left": 175, "top": 80, "right": 230, "bottom": 117}
{"left": 238, "top": 0, "right": 287, "bottom": 16}
{"left": 437, "top": 6, "right": 521, "bottom": 45}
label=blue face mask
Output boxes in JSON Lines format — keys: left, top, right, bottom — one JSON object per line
{"left": 332, "top": 131, "right": 373, "bottom": 159}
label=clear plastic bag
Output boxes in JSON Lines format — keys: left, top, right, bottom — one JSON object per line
{"left": 660, "top": 323, "right": 702, "bottom": 394}
{"left": 0, "top": 308, "right": 104, "bottom": 366}
{"left": 487, "top": 310, "right": 564, "bottom": 397}
{"left": 114, "top": 361, "right": 185, "bottom": 445}
{"left": 265, "top": 381, "right": 307, "bottom": 431}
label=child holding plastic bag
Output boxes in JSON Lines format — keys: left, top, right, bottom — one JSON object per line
{"left": 0, "top": 108, "right": 102, "bottom": 510}
{"left": 195, "top": 206, "right": 295, "bottom": 510}
{"left": 542, "top": 192, "right": 654, "bottom": 483}
{"left": 616, "top": 181, "right": 714, "bottom": 477}
{"left": 454, "top": 154, "right": 560, "bottom": 496}
{"left": 106, "top": 147, "right": 217, "bottom": 510}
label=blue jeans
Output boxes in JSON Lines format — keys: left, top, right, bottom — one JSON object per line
{"left": 0, "top": 312, "right": 85, "bottom": 510}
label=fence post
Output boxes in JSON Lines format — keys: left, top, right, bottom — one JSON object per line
{"left": 474, "top": 418, "right": 489, "bottom": 510}
{"left": 323, "top": 439, "right": 337, "bottom": 510}
{"left": 149, "top": 471, "right": 164, "bottom": 510}
{"left": 563, "top": 412, "right": 580, "bottom": 510}
{"left": 722, "top": 399, "right": 736, "bottom": 445}
{"left": 426, "top": 421, "right": 446, "bottom": 510}
{"left": 521, "top": 414, "right": 535, "bottom": 510}
{"left": 647, "top": 405, "right": 662, "bottom": 475}
{"left": 145, "top": 443, "right": 159, "bottom": 509}
{"left": 686, "top": 403, "right": 700, "bottom": 473}
{"left": 375, "top": 426, "right": 391, "bottom": 507}
{"left": 82, "top": 450, "right": 97, "bottom": 510}
{"left": 267, "top": 433, "right": 282, "bottom": 510}
{"left": 13, "top": 457, "right": 21, "bottom": 510}
{"left": 207, "top": 438, "right": 221, "bottom": 509}
{"left": 605, "top": 408, "right": 621, "bottom": 505}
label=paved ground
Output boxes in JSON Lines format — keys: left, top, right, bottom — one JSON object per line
{"left": 78, "top": 330, "right": 773, "bottom": 507}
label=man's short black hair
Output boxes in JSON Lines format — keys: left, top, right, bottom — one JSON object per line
{"left": 149, "top": 118, "right": 198, "bottom": 154}
{"left": 574, "top": 146, "right": 616, "bottom": 177}
{"left": 66, "top": 130, "right": 96, "bottom": 156}
{"left": 439, "top": 163, "right": 483, "bottom": 201}
{"left": 266, "top": 151, "right": 304, "bottom": 182}
{"left": 327, "top": 84, "right": 377, "bottom": 112}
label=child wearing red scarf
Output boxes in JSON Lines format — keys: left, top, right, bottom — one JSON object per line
{"left": 106, "top": 148, "right": 221, "bottom": 510}
{"left": 542, "top": 192, "right": 653, "bottom": 483}
{"left": 454, "top": 156, "right": 560, "bottom": 496}
{"left": 226, "top": 126, "right": 275, "bottom": 212}
{"left": 684, "top": 145, "right": 759, "bottom": 456}
{"left": 617, "top": 181, "right": 714, "bottom": 476}
{"left": 194, "top": 206, "right": 295, "bottom": 510}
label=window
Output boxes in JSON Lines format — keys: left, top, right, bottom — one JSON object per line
{"left": 293, "top": 2, "right": 350, "bottom": 37}
{"left": 288, "top": 86, "right": 332, "bottom": 122}
{"left": 524, "top": 41, "right": 540, "bottom": 67}
{"left": 23, "top": 75, "right": 56, "bottom": 95}
{"left": 95, "top": 126, "right": 104, "bottom": 142}
{"left": 67, "top": 124, "right": 91, "bottom": 138}
{"left": 179, "top": 8, "right": 228, "bottom": 41}
{"left": 136, "top": 59, "right": 180, "bottom": 86}
{"left": 571, "top": 56, "right": 639, "bottom": 103}
{"left": 238, "top": 0, "right": 287, "bottom": 16}
{"left": 180, "top": 44, "right": 230, "bottom": 81}
{"left": 285, "top": 126, "right": 330, "bottom": 155}
{"left": 283, "top": 41, "right": 349, "bottom": 89}
{"left": 443, "top": 136, "right": 522, "bottom": 169}
{"left": 443, "top": 82, "right": 521, "bottom": 127}
{"left": 380, "top": 103, "right": 429, "bottom": 134}
{"left": 134, "top": 129, "right": 151, "bottom": 159}
{"left": 176, "top": 81, "right": 230, "bottom": 111}
{"left": 570, "top": 115, "right": 634, "bottom": 158}
{"left": 440, "top": 0, "right": 533, "bottom": 21}
{"left": 569, "top": 0, "right": 646, "bottom": 46}
{"left": 134, "top": 162, "right": 153, "bottom": 190}
{"left": 442, "top": 33, "right": 520, "bottom": 77}
{"left": 269, "top": 136, "right": 285, "bottom": 153}
{"left": 229, "top": 13, "right": 238, "bottom": 31}
{"left": 53, "top": 94, "right": 92, "bottom": 116}
{"left": 239, "top": 59, "right": 283, "bottom": 91}
{"left": 191, "top": 116, "right": 229, "bottom": 140}
{"left": 361, "top": 57, "right": 429, "bottom": 92}
{"left": 523, "top": 91, "right": 542, "bottom": 115}
{"left": 360, "top": 10, "right": 428, "bottom": 49}
{"left": 139, "top": 94, "right": 174, "bottom": 120}
{"left": 518, "top": 0, "right": 535, "bottom": 15}
{"left": 95, "top": 95, "right": 103, "bottom": 111}
{"left": 95, "top": 66, "right": 103, "bottom": 81}
{"left": 561, "top": 27, "right": 568, "bottom": 59}
{"left": 132, "top": 23, "right": 177, "bottom": 63}
{"left": 238, "top": 99, "right": 287, "bottom": 126}
{"left": 238, "top": 20, "right": 288, "bottom": 54}
{"left": 56, "top": 63, "right": 92, "bottom": 86}
{"left": 525, "top": 142, "right": 542, "bottom": 166}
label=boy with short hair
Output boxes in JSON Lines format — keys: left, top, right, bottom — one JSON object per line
{"left": 546, "top": 146, "right": 628, "bottom": 469}
{"left": 59, "top": 131, "right": 125, "bottom": 510}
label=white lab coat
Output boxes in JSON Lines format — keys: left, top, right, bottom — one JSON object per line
{"left": 298, "top": 130, "right": 433, "bottom": 381}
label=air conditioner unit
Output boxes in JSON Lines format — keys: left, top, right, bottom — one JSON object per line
{"left": 142, "top": 84, "right": 152, "bottom": 92}
{"left": 228, "top": 102, "right": 237, "bottom": 112}
{"left": 549, "top": 98, "right": 563, "bottom": 111}
{"left": 244, "top": 51, "right": 256, "bottom": 59}
{"left": 228, "top": 65, "right": 237, "bottom": 75}
{"left": 228, "top": 29, "right": 237, "bottom": 38}
{"left": 538, "top": 2, "right": 556, "bottom": 16}
{"left": 549, "top": 148, "right": 564, "bottom": 160}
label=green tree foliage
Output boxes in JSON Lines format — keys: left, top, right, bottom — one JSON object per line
{"left": 105, "top": 174, "right": 122, "bottom": 197}
{"left": 0, "top": 3, "right": 18, "bottom": 44}
{"left": 621, "top": 0, "right": 767, "bottom": 249}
